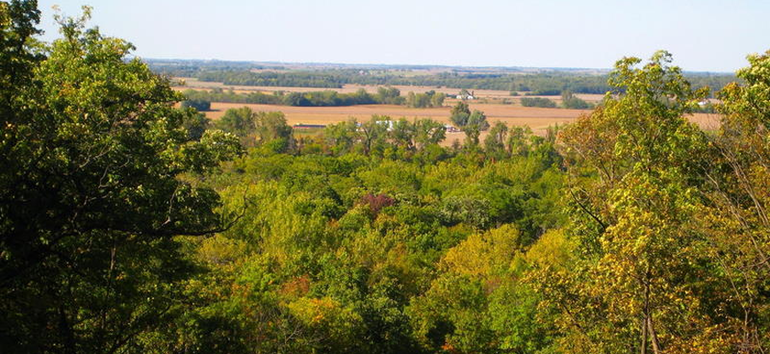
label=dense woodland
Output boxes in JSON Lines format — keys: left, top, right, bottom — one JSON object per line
{"left": 2, "top": 2, "right": 769, "bottom": 353}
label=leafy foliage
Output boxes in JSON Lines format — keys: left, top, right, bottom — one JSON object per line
{"left": 2, "top": 3, "right": 770, "bottom": 353}
{"left": 0, "top": 3, "right": 240, "bottom": 352}
{"left": 521, "top": 97, "right": 557, "bottom": 108}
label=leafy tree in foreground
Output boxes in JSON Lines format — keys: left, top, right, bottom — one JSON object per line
{"left": 182, "top": 111, "right": 211, "bottom": 140}
{"left": 0, "top": 3, "right": 240, "bottom": 352}
{"left": 701, "top": 50, "right": 770, "bottom": 351}
{"left": 537, "top": 51, "right": 734, "bottom": 353}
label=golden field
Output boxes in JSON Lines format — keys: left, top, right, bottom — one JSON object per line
{"left": 181, "top": 77, "right": 720, "bottom": 139}
{"left": 203, "top": 102, "right": 721, "bottom": 135}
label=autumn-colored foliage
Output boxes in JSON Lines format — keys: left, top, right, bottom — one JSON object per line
{"left": 2, "top": 2, "right": 769, "bottom": 353}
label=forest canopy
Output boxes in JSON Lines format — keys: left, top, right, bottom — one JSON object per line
{"left": 1, "top": 1, "right": 769, "bottom": 353}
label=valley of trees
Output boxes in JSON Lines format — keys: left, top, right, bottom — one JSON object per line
{"left": 2, "top": 2, "right": 769, "bottom": 353}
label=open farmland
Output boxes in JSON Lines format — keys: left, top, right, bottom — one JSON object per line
{"left": 177, "top": 77, "right": 516, "bottom": 97}
{"left": 204, "top": 101, "right": 721, "bottom": 140}
{"left": 12, "top": 0, "right": 766, "bottom": 351}
{"left": 177, "top": 71, "right": 720, "bottom": 143}
{"left": 205, "top": 102, "right": 586, "bottom": 130}
{"left": 175, "top": 77, "right": 607, "bottom": 104}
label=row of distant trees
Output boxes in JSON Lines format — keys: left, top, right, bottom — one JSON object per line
{"left": 181, "top": 87, "right": 411, "bottom": 108}
{"left": 187, "top": 68, "right": 736, "bottom": 96}
{"left": 193, "top": 69, "right": 615, "bottom": 93}
{"left": 182, "top": 88, "right": 594, "bottom": 110}
{"left": 519, "top": 91, "right": 593, "bottom": 109}
{"left": 405, "top": 90, "right": 446, "bottom": 108}
{"left": 181, "top": 87, "right": 447, "bottom": 108}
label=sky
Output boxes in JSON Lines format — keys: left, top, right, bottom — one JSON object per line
{"left": 36, "top": 0, "right": 769, "bottom": 73}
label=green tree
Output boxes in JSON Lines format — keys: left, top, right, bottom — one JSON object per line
{"left": 0, "top": 4, "right": 240, "bottom": 352}
{"left": 506, "top": 125, "right": 533, "bottom": 156}
{"left": 283, "top": 91, "right": 310, "bottom": 106}
{"left": 390, "top": 118, "right": 417, "bottom": 152}
{"left": 561, "top": 90, "right": 590, "bottom": 109}
{"left": 376, "top": 86, "right": 403, "bottom": 105}
{"left": 359, "top": 115, "right": 390, "bottom": 156}
{"left": 217, "top": 106, "right": 257, "bottom": 137}
{"left": 180, "top": 98, "right": 212, "bottom": 111}
{"left": 700, "top": 50, "right": 770, "bottom": 352}
{"left": 406, "top": 91, "right": 417, "bottom": 107}
{"left": 407, "top": 91, "right": 443, "bottom": 108}
{"left": 431, "top": 92, "right": 446, "bottom": 107}
{"left": 412, "top": 118, "right": 446, "bottom": 151}
{"left": 254, "top": 111, "right": 294, "bottom": 153}
{"left": 541, "top": 51, "right": 725, "bottom": 353}
{"left": 484, "top": 121, "right": 508, "bottom": 157}
{"left": 324, "top": 119, "right": 359, "bottom": 155}
{"left": 463, "top": 110, "right": 490, "bottom": 147}
{"left": 520, "top": 97, "right": 557, "bottom": 108}
{"left": 409, "top": 225, "right": 554, "bottom": 353}
{"left": 449, "top": 100, "right": 471, "bottom": 127}
{"left": 182, "top": 111, "right": 210, "bottom": 140}
{"left": 449, "top": 101, "right": 489, "bottom": 147}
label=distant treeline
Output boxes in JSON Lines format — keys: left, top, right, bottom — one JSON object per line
{"left": 148, "top": 60, "right": 280, "bottom": 77}
{"left": 198, "top": 71, "right": 343, "bottom": 88}
{"left": 195, "top": 70, "right": 612, "bottom": 93}
{"left": 182, "top": 89, "right": 282, "bottom": 105}
{"left": 182, "top": 88, "right": 596, "bottom": 110}
{"left": 188, "top": 70, "right": 736, "bottom": 96}
{"left": 406, "top": 90, "right": 446, "bottom": 108}
{"left": 182, "top": 86, "right": 410, "bottom": 107}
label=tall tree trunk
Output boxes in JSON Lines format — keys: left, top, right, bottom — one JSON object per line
{"left": 648, "top": 317, "right": 662, "bottom": 354}
{"left": 641, "top": 316, "right": 648, "bottom": 354}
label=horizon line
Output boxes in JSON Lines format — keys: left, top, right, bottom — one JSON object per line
{"left": 138, "top": 57, "right": 735, "bottom": 75}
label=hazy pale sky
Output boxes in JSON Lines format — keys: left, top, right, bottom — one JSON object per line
{"left": 37, "top": 0, "right": 769, "bottom": 72}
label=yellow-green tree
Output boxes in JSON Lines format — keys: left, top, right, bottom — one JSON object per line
{"left": 538, "top": 51, "right": 736, "bottom": 353}
{"left": 699, "top": 50, "right": 770, "bottom": 351}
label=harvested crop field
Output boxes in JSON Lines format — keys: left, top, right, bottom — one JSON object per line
{"left": 204, "top": 102, "right": 720, "bottom": 133}
{"left": 206, "top": 102, "right": 586, "bottom": 132}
